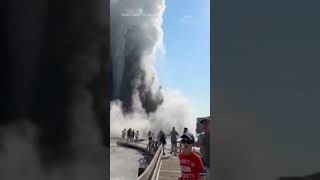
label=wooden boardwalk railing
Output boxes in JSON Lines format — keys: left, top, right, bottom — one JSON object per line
{"left": 137, "top": 143, "right": 163, "bottom": 180}
{"left": 116, "top": 140, "right": 181, "bottom": 180}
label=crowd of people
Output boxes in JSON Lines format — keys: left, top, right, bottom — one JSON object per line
{"left": 121, "top": 128, "right": 140, "bottom": 142}
{"left": 120, "top": 127, "right": 184, "bottom": 155}
{"left": 119, "top": 116, "right": 211, "bottom": 180}
{"left": 145, "top": 128, "right": 173, "bottom": 155}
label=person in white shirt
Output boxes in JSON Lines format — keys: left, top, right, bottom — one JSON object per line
{"left": 121, "top": 128, "right": 126, "bottom": 141}
{"left": 151, "top": 131, "right": 156, "bottom": 152}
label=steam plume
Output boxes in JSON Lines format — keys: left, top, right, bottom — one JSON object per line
{"left": 110, "top": 0, "right": 197, "bottom": 137}
{"left": 111, "top": 90, "right": 196, "bottom": 137}
{"left": 110, "top": 0, "right": 165, "bottom": 113}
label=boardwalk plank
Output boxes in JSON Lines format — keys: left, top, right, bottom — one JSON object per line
{"left": 158, "top": 150, "right": 181, "bottom": 180}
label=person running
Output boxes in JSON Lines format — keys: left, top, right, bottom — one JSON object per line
{"left": 121, "top": 128, "right": 126, "bottom": 141}
{"left": 168, "top": 127, "right": 179, "bottom": 155}
{"left": 158, "top": 129, "right": 167, "bottom": 155}
{"left": 178, "top": 132, "right": 205, "bottom": 180}
{"left": 135, "top": 130, "right": 140, "bottom": 142}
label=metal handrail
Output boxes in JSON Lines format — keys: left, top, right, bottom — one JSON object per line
{"left": 150, "top": 147, "right": 163, "bottom": 180}
{"left": 137, "top": 145, "right": 163, "bottom": 180}
{"left": 117, "top": 140, "right": 182, "bottom": 180}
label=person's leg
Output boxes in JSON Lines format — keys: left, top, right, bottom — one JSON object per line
{"left": 162, "top": 143, "right": 165, "bottom": 155}
{"left": 152, "top": 142, "right": 154, "bottom": 152}
{"left": 149, "top": 142, "right": 152, "bottom": 151}
{"left": 171, "top": 142, "right": 173, "bottom": 153}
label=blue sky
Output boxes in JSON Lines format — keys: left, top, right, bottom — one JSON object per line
{"left": 156, "top": 0, "right": 210, "bottom": 118}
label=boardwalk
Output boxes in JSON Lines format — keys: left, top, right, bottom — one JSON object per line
{"left": 116, "top": 140, "right": 181, "bottom": 180}
{"left": 157, "top": 155, "right": 180, "bottom": 180}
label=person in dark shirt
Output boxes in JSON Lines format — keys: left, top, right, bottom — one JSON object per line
{"left": 127, "top": 128, "right": 132, "bottom": 141}
{"left": 197, "top": 117, "right": 211, "bottom": 179}
{"left": 158, "top": 129, "right": 167, "bottom": 155}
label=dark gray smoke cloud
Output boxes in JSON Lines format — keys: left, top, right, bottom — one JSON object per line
{"left": 1, "top": 0, "right": 108, "bottom": 179}
{"left": 109, "top": 0, "right": 198, "bottom": 142}
{"left": 110, "top": 0, "right": 165, "bottom": 113}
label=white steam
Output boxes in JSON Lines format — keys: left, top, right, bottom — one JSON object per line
{"left": 111, "top": 89, "right": 196, "bottom": 138}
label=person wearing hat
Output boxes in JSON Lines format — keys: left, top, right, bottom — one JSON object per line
{"left": 178, "top": 132, "right": 205, "bottom": 180}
